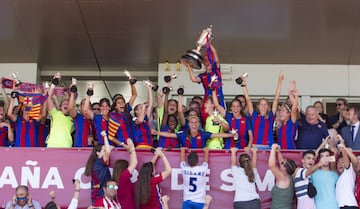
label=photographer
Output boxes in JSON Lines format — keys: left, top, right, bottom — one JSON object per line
{"left": 5, "top": 185, "right": 41, "bottom": 209}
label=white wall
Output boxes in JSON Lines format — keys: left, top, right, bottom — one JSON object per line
{"left": 0, "top": 63, "right": 38, "bottom": 83}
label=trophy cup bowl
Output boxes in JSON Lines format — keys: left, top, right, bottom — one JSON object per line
{"left": 11, "top": 72, "right": 22, "bottom": 87}
{"left": 181, "top": 26, "right": 213, "bottom": 70}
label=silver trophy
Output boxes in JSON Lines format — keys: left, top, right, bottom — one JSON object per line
{"left": 10, "top": 72, "right": 22, "bottom": 87}
{"left": 181, "top": 25, "right": 213, "bottom": 69}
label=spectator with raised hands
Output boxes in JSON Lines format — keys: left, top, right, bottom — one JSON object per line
{"left": 158, "top": 86, "right": 180, "bottom": 149}
{"left": 69, "top": 81, "right": 93, "bottom": 147}
{"left": 83, "top": 83, "right": 112, "bottom": 145}
{"left": 138, "top": 147, "right": 172, "bottom": 209}
{"left": 112, "top": 138, "right": 137, "bottom": 209}
{"left": 133, "top": 83, "right": 153, "bottom": 148}
{"left": 335, "top": 143, "right": 358, "bottom": 209}
{"left": 180, "top": 147, "right": 210, "bottom": 209}
{"left": 268, "top": 143, "right": 297, "bottom": 209}
{"left": 276, "top": 84, "right": 298, "bottom": 149}
{"left": 5, "top": 185, "right": 41, "bottom": 209}
{"left": 109, "top": 77, "right": 137, "bottom": 146}
{"left": 84, "top": 131, "right": 113, "bottom": 203}
{"left": 230, "top": 146, "right": 261, "bottom": 209}
{"left": 212, "top": 88, "right": 253, "bottom": 149}
{"left": 241, "top": 72, "right": 283, "bottom": 148}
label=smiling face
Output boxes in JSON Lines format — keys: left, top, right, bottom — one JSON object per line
{"left": 258, "top": 98, "right": 269, "bottom": 115}
{"left": 60, "top": 99, "right": 70, "bottom": 115}
{"left": 115, "top": 97, "right": 126, "bottom": 113}
{"left": 305, "top": 107, "right": 318, "bottom": 125}
{"left": 168, "top": 100, "right": 178, "bottom": 115}
{"left": 167, "top": 115, "right": 178, "bottom": 130}
{"left": 188, "top": 116, "right": 200, "bottom": 132}
{"left": 230, "top": 100, "right": 242, "bottom": 116}
{"left": 302, "top": 153, "right": 315, "bottom": 169}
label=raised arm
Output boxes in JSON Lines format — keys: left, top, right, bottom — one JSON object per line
{"left": 146, "top": 85, "right": 153, "bottom": 119}
{"left": 101, "top": 131, "right": 112, "bottom": 165}
{"left": 268, "top": 144, "right": 287, "bottom": 183}
{"left": 1, "top": 87, "right": 9, "bottom": 112}
{"left": 338, "top": 144, "right": 350, "bottom": 169}
{"left": 209, "top": 43, "right": 220, "bottom": 67}
{"left": 289, "top": 89, "right": 299, "bottom": 123}
{"left": 121, "top": 138, "right": 138, "bottom": 173}
{"left": 183, "top": 61, "right": 201, "bottom": 83}
{"left": 344, "top": 147, "right": 360, "bottom": 172}
{"left": 212, "top": 90, "right": 226, "bottom": 117}
{"left": 47, "top": 82, "right": 57, "bottom": 112}
{"left": 159, "top": 149, "right": 172, "bottom": 179}
{"left": 7, "top": 96, "right": 17, "bottom": 122}
{"left": 177, "top": 93, "right": 186, "bottom": 127}
{"left": 69, "top": 92, "right": 77, "bottom": 118}
{"left": 204, "top": 147, "right": 209, "bottom": 164}
{"left": 180, "top": 147, "right": 186, "bottom": 162}
{"left": 241, "top": 77, "right": 254, "bottom": 116}
{"left": 128, "top": 82, "right": 137, "bottom": 108}
{"left": 83, "top": 95, "right": 94, "bottom": 120}
{"left": 161, "top": 92, "right": 170, "bottom": 128}
{"left": 230, "top": 147, "right": 238, "bottom": 166}
{"left": 272, "top": 73, "right": 284, "bottom": 114}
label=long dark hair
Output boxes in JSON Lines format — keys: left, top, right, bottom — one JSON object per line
{"left": 112, "top": 96, "right": 132, "bottom": 128}
{"left": 84, "top": 144, "right": 102, "bottom": 176}
{"left": 112, "top": 160, "right": 129, "bottom": 183}
{"left": 138, "top": 162, "right": 154, "bottom": 205}
{"left": 239, "top": 153, "right": 255, "bottom": 182}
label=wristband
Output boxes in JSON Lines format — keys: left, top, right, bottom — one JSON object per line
{"left": 129, "top": 78, "right": 137, "bottom": 85}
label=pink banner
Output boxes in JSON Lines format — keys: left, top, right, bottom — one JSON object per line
{"left": 0, "top": 148, "right": 306, "bottom": 209}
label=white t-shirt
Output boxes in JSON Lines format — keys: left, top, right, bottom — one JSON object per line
{"left": 231, "top": 165, "right": 260, "bottom": 202}
{"left": 336, "top": 163, "right": 357, "bottom": 207}
{"left": 180, "top": 161, "right": 208, "bottom": 203}
{"left": 294, "top": 168, "right": 316, "bottom": 209}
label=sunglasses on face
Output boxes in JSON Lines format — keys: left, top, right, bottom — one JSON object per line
{"left": 107, "top": 185, "right": 118, "bottom": 190}
{"left": 336, "top": 103, "right": 344, "bottom": 107}
{"left": 16, "top": 197, "right": 28, "bottom": 201}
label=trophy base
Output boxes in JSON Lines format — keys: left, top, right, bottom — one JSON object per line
{"left": 181, "top": 50, "right": 203, "bottom": 70}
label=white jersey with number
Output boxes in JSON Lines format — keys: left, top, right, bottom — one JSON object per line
{"left": 180, "top": 161, "right": 208, "bottom": 203}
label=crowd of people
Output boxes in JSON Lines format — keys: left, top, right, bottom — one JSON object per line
{"left": 1, "top": 39, "right": 360, "bottom": 209}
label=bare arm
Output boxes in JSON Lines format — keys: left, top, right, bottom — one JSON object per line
{"left": 159, "top": 150, "right": 172, "bottom": 180}
{"left": 230, "top": 147, "right": 238, "bottom": 166}
{"left": 177, "top": 94, "right": 186, "bottom": 127}
{"left": 83, "top": 95, "right": 94, "bottom": 120}
{"left": 209, "top": 43, "right": 220, "bottom": 67}
{"left": 157, "top": 92, "right": 164, "bottom": 109}
{"left": 47, "top": 85, "right": 56, "bottom": 112}
{"left": 1, "top": 87, "right": 9, "bottom": 112}
{"left": 69, "top": 92, "right": 77, "bottom": 118}
{"left": 268, "top": 144, "right": 288, "bottom": 185}
{"left": 7, "top": 97, "right": 17, "bottom": 122}
{"left": 241, "top": 78, "right": 254, "bottom": 115}
{"left": 183, "top": 61, "right": 201, "bottom": 83}
{"left": 0, "top": 122, "right": 14, "bottom": 143}
{"left": 290, "top": 89, "right": 299, "bottom": 123}
{"left": 180, "top": 147, "right": 186, "bottom": 162}
{"left": 128, "top": 82, "right": 137, "bottom": 108}
{"left": 146, "top": 85, "right": 153, "bottom": 119}
{"left": 101, "top": 131, "right": 112, "bottom": 165}
{"left": 272, "top": 73, "right": 284, "bottom": 114}
{"left": 247, "top": 130, "right": 253, "bottom": 149}
{"left": 152, "top": 130, "right": 177, "bottom": 138}
{"left": 161, "top": 93, "right": 169, "bottom": 128}
{"left": 212, "top": 90, "right": 226, "bottom": 117}
{"left": 121, "top": 138, "right": 138, "bottom": 173}
{"left": 204, "top": 147, "right": 209, "bottom": 164}
{"left": 250, "top": 147, "right": 257, "bottom": 168}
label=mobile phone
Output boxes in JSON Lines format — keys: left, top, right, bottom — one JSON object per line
{"left": 328, "top": 156, "right": 336, "bottom": 162}
{"left": 150, "top": 148, "right": 156, "bottom": 153}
